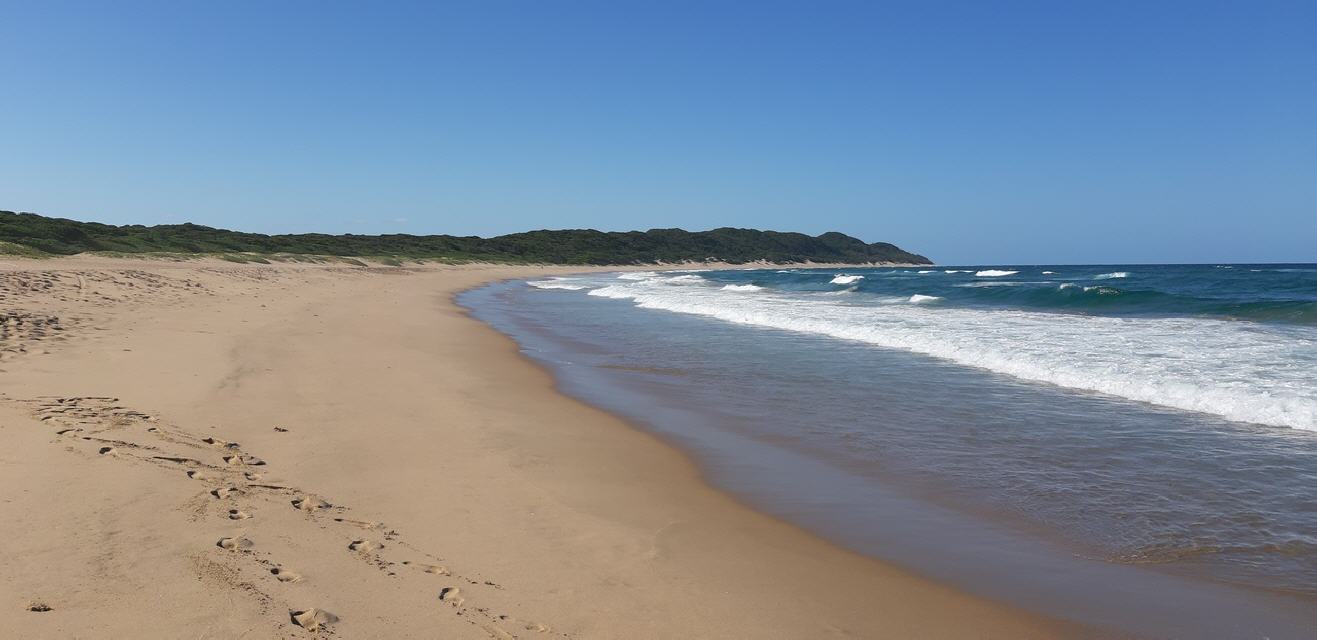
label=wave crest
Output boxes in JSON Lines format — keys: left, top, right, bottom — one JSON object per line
{"left": 585, "top": 277, "right": 1316, "bottom": 430}
{"left": 527, "top": 279, "right": 589, "bottom": 291}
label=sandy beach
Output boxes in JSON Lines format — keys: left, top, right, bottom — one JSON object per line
{"left": 0, "top": 257, "right": 1064, "bottom": 638}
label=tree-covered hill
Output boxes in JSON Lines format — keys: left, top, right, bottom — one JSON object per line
{"left": 0, "top": 210, "right": 931, "bottom": 265}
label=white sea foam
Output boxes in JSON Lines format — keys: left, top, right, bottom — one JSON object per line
{"left": 944, "top": 270, "right": 970, "bottom": 274}
{"left": 721, "top": 284, "right": 763, "bottom": 292}
{"left": 665, "top": 274, "right": 706, "bottom": 284}
{"left": 586, "top": 276, "right": 1317, "bottom": 431}
{"left": 831, "top": 274, "right": 865, "bottom": 284}
{"left": 918, "top": 270, "right": 936, "bottom": 274}
{"left": 617, "top": 271, "right": 659, "bottom": 280}
{"left": 1082, "top": 286, "right": 1120, "bottom": 294}
{"left": 909, "top": 294, "right": 943, "bottom": 304}
{"left": 975, "top": 270, "right": 1019, "bottom": 277}
{"left": 526, "top": 279, "right": 590, "bottom": 291}
{"left": 1094, "top": 272, "right": 1129, "bottom": 279}
{"left": 1042, "top": 271, "right": 1056, "bottom": 274}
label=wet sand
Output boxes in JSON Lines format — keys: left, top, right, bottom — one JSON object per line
{"left": 0, "top": 256, "right": 1065, "bottom": 638}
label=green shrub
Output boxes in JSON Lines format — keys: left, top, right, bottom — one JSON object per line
{"left": 0, "top": 210, "right": 931, "bottom": 265}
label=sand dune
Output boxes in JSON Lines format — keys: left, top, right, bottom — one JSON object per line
{"left": 0, "top": 256, "right": 1066, "bottom": 638}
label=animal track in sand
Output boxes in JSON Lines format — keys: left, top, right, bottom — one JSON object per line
{"left": 348, "top": 539, "right": 383, "bottom": 553}
{"left": 270, "top": 567, "right": 303, "bottom": 583}
{"left": 228, "top": 509, "right": 252, "bottom": 520}
{"left": 289, "top": 608, "right": 338, "bottom": 632}
{"left": 217, "top": 536, "right": 254, "bottom": 551}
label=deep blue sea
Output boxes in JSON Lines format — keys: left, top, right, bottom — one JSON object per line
{"left": 462, "top": 264, "right": 1317, "bottom": 639}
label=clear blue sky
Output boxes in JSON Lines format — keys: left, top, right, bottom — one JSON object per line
{"left": 2, "top": 1, "right": 1313, "bottom": 264}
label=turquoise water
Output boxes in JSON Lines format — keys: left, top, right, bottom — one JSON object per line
{"left": 557, "top": 264, "right": 1317, "bottom": 430}
{"left": 719, "top": 264, "right": 1317, "bottom": 325}
{"left": 463, "top": 264, "right": 1317, "bottom": 638}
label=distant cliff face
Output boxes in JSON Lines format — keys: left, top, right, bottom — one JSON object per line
{"left": 0, "top": 210, "right": 931, "bottom": 265}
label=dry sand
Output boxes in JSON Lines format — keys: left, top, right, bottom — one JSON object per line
{"left": 0, "top": 256, "right": 1068, "bottom": 638}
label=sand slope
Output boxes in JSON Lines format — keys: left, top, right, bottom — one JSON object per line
{"left": 0, "top": 257, "right": 1065, "bottom": 638}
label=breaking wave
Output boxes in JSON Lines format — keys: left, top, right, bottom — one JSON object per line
{"left": 582, "top": 271, "right": 1316, "bottom": 430}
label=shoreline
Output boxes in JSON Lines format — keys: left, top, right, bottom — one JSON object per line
{"left": 0, "top": 256, "right": 1065, "bottom": 638}
{"left": 472, "top": 270, "right": 1317, "bottom": 639}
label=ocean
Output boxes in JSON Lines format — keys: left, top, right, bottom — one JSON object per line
{"left": 461, "top": 264, "right": 1317, "bottom": 638}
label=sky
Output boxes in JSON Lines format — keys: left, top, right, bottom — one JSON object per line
{"left": 1, "top": 1, "right": 1314, "bottom": 264}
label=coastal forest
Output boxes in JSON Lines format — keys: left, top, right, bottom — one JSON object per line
{"left": 0, "top": 210, "right": 930, "bottom": 265}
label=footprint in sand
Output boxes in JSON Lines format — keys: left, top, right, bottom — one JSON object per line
{"left": 223, "top": 454, "right": 266, "bottom": 466}
{"left": 227, "top": 509, "right": 252, "bottom": 520}
{"left": 270, "top": 567, "right": 303, "bottom": 583}
{"left": 289, "top": 608, "right": 338, "bottom": 632}
{"left": 243, "top": 471, "right": 262, "bottom": 481}
{"left": 97, "top": 446, "right": 114, "bottom": 455}
{"left": 347, "top": 539, "right": 382, "bottom": 553}
{"left": 217, "top": 536, "right": 254, "bottom": 551}
{"left": 291, "top": 497, "right": 331, "bottom": 512}
{"left": 211, "top": 487, "right": 244, "bottom": 499}
{"left": 202, "top": 437, "right": 239, "bottom": 449}
{"left": 402, "top": 561, "right": 450, "bottom": 575}
{"left": 438, "top": 587, "right": 464, "bottom": 607}
{"left": 186, "top": 470, "right": 208, "bottom": 481}
{"left": 27, "top": 602, "right": 52, "bottom": 613}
